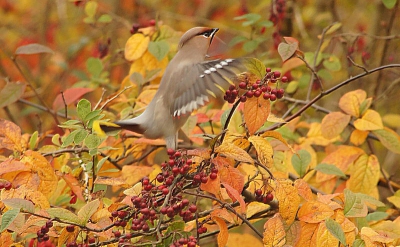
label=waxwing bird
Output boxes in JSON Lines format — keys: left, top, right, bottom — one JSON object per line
{"left": 101, "top": 27, "right": 255, "bottom": 150}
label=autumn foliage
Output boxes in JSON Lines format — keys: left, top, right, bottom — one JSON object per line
{"left": 1, "top": 1, "right": 400, "bottom": 247}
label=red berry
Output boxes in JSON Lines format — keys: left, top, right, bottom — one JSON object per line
{"left": 174, "top": 151, "right": 181, "bottom": 158}
{"left": 118, "top": 211, "right": 127, "bottom": 219}
{"left": 201, "top": 176, "right": 208, "bottom": 183}
{"left": 142, "top": 179, "right": 149, "bottom": 186}
{"left": 42, "top": 234, "right": 49, "bottom": 241}
{"left": 162, "top": 188, "right": 169, "bottom": 195}
{"left": 271, "top": 89, "right": 277, "bottom": 95}
{"left": 4, "top": 181, "right": 12, "bottom": 190}
{"left": 46, "top": 220, "right": 53, "bottom": 228}
{"left": 188, "top": 241, "right": 196, "bottom": 247}
{"left": 193, "top": 175, "right": 201, "bottom": 183}
{"left": 149, "top": 19, "right": 156, "bottom": 26}
{"left": 229, "top": 85, "right": 236, "bottom": 91}
{"left": 66, "top": 225, "right": 75, "bottom": 232}
{"left": 255, "top": 189, "right": 262, "bottom": 196}
{"left": 141, "top": 208, "right": 150, "bottom": 215}
{"left": 142, "top": 223, "right": 149, "bottom": 232}
{"left": 189, "top": 204, "right": 197, "bottom": 213}
{"left": 167, "top": 148, "right": 175, "bottom": 156}
{"left": 246, "top": 91, "right": 254, "bottom": 98}
{"left": 239, "top": 81, "right": 247, "bottom": 89}
{"left": 263, "top": 93, "right": 271, "bottom": 100}
{"left": 160, "top": 207, "right": 168, "bottom": 214}
{"left": 254, "top": 90, "right": 262, "bottom": 97}
{"left": 156, "top": 174, "right": 164, "bottom": 182}
{"left": 281, "top": 76, "right": 288, "bottom": 82}
{"left": 41, "top": 226, "right": 49, "bottom": 234}
{"left": 113, "top": 231, "right": 121, "bottom": 237}
{"left": 168, "top": 159, "right": 175, "bottom": 166}
{"left": 210, "top": 172, "right": 218, "bottom": 180}
{"left": 266, "top": 68, "right": 271, "bottom": 73}
{"left": 88, "top": 237, "right": 96, "bottom": 244}
{"left": 270, "top": 94, "right": 277, "bottom": 101}
{"left": 273, "top": 71, "right": 281, "bottom": 78}
{"left": 266, "top": 193, "right": 274, "bottom": 202}
{"left": 252, "top": 84, "right": 259, "bottom": 89}
{"left": 182, "top": 199, "right": 189, "bottom": 207}
{"left": 240, "top": 96, "right": 247, "bottom": 102}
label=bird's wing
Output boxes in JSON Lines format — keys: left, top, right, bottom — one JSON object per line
{"left": 171, "top": 58, "right": 251, "bottom": 117}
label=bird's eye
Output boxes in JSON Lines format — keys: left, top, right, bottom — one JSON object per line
{"left": 200, "top": 30, "right": 213, "bottom": 37}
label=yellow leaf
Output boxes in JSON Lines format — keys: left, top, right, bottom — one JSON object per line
{"left": 338, "top": 89, "right": 366, "bottom": 117}
{"left": 320, "top": 112, "right": 351, "bottom": 139}
{"left": 297, "top": 200, "right": 334, "bottom": 223}
{"left": 267, "top": 113, "right": 286, "bottom": 123}
{"left": 227, "top": 233, "right": 263, "bottom": 247}
{"left": 316, "top": 222, "right": 339, "bottom": 247}
{"left": 350, "top": 129, "right": 368, "bottom": 146}
{"left": 21, "top": 151, "right": 58, "bottom": 198}
{"left": 124, "top": 33, "right": 150, "bottom": 61}
{"left": 361, "top": 227, "right": 395, "bottom": 244}
{"left": 215, "top": 142, "right": 254, "bottom": 164}
{"left": 387, "top": 191, "right": 400, "bottom": 209}
{"left": 1, "top": 185, "right": 50, "bottom": 209}
{"left": 382, "top": 113, "right": 400, "bottom": 128}
{"left": 243, "top": 97, "right": 270, "bottom": 135}
{"left": 261, "top": 131, "right": 295, "bottom": 153}
{"left": 372, "top": 127, "right": 400, "bottom": 154}
{"left": 346, "top": 154, "right": 380, "bottom": 195}
{"left": 246, "top": 201, "right": 270, "bottom": 218}
{"left": 286, "top": 221, "right": 301, "bottom": 246}
{"left": 121, "top": 165, "right": 154, "bottom": 186}
{"left": 354, "top": 109, "right": 383, "bottom": 131}
{"left": 248, "top": 136, "right": 273, "bottom": 168}
{"left": 274, "top": 178, "right": 300, "bottom": 225}
{"left": 212, "top": 216, "right": 229, "bottom": 247}
{"left": 316, "top": 145, "right": 364, "bottom": 183}
{"left": 93, "top": 120, "right": 120, "bottom": 137}
{"left": 302, "top": 122, "right": 339, "bottom": 146}
{"left": 0, "top": 119, "right": 23, "bottom": 152}
{"left": 294, "top": 179, "right": 314, "bottom": 201}
{"left": 295, "top": 222, "right": 319, "bottom": 247}
{"left": 224, "top": 132, "right": 250, "bottom": 149}
{"left": 123, "top": 182, "right": 142, "bottom": 196}
{"left": 263, "top": 213, "right": 286, "bottom": 247}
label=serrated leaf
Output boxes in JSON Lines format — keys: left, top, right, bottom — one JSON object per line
{"left": 346, "top": 154, "right": 380, "bottom": 195}
{"left": 263, "top": 213, "right": 286, "bottom": 247}
{"left": 125, "top": 33, "right": 150, "bottom": 61}
{"left": 148, "top": 40, "right": 169, "bottom": 61}
{"left": 0, "top": 82, "right": 26, "bottom": 108}
{"left": 77, "top": 99, "right": 91, "bottom": 121}
{"left": 78, "top": 199, "right": 100, "bottom": 224}
{"left": 84, "top": 134, "right": 101, "bottom": 149}
{"left": 2, "top": 199, "right": 35, "bottom": 213}
{"left": 243, "top": 97, "right": 270, "bottom": 135}
{"left": 248, "top": 136, "right": 273, "bottom": 168}
{"left": 0, "top": 208, "right": 20, "bottom": 232}
{"left": 344, "top": 189, "right": 368, "bottom": 217}
{"left": 325, "top": 218, "right": 346, "bottom": 245}
{"left": 314, "top": 163, "right": 346, "bottom": 177}
{"left": 291, "top": 149, "right": 311, "bottom": 177}
{"left": 372, "top": 127, "right": 400, "bottom": 154}
{"left": 47, "top": 208, "right": 82, "bottom": 224}
{"left": 298, "top": 200, "right": 334, "bottom": 223}
{"left": 15, "top": 43, "right": 54, "bottom": 55}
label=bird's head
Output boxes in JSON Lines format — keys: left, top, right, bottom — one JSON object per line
{"left": 177, "top": 27, "right": 219, "bottom": 59}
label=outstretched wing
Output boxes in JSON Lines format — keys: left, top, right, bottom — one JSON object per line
{"left": 171, "top": 58, "right": 252, "bottom": 117}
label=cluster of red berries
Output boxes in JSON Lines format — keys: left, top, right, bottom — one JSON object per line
{"left": 169, "top": 236, "right": 198, "bottom": 247}
{"left": 269, "top": 0, "right": 286, "bottom": 26}
{"left": 0, "top": 180, "right": 12, "bottom": 190}
{"left": 36, "top": 220, "right": 53, "bottom": 243}
{"left": 224, "top": 68, "right": 288, "bottom": 104}
{"left": 254, "top": 189, "right": 274, "bottom": 204}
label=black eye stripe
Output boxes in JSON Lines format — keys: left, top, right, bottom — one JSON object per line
{"left": 199, "top": 30, "right": 213, "bottom": 37}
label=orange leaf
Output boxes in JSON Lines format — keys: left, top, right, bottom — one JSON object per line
{"left": 212, "top": 216, "right": 229, "bottom": 247}
{"left": 213, "top": 157, "right": 245, "bottom": 194}
{"left": 21, "top": 151, "right": 58, "bottom": 198}
{"left": 350, "top": 129, "right": 369, "bottom": 146}
{"left": 0, "top": 158, "right": 29, "bottom": 176}
{"left": 1, "top": 185, "right": 50, "bottom": 209}
{"left": 361, "top": 227, "right": 395, "bottom": 244}
{"left": 294, "top": 179, "right": 314, "bottom": 201}
{"left": 274, "top": 178, "right": 300, "bottom": 225}
{"left": 316, "top": 145, "right": 364, "bottom": 183}
{"left": 297, "top": 200, "right": 334, "bottom": 223}
{"left": 338, "top": 89, "right": 366, "bottom": 117}
{"left": 248, "top": 136, "right": 273, "bottom": 168}
{"left": 243, "top": 96, "right": 270, "bottom": 135}
{"left": 214, "top": 142, "right": 253, "bottom": 164}
{"left": 60, "top": 173, "right": 85, "bottom": 201}
{"left": 321, "top": 112, "right": 351, "bottom": 139}
{"left": 346, "top": 154, "right": 380, "bottom": 195}
{"left": 52, "top": 88, "right": 94, "bottom": 111}
{"left": 263, "top": 213, "right": 286, "bottom": 247}
{"left": 221, "top": 182, "right": 246, "bottom": 214}
{"left": 124, "top": 33, "right": 150, "bottom": 61}
{"left": 353, "top": 109, "right": 383, "bottom": 131}
{"left": 295, "top": 222, "right": 319, "bottom": 247}
{"left": 211, "top": 208, "right": 235, "bottom": 224}
{"left": 0, "top": 119, "right": 22, "bottom": 152}
{"left": 200, "top": 174, "right": 221, "bottom": 197}
{"left": 120, "top": 165, "right": 154, "bottom": 186}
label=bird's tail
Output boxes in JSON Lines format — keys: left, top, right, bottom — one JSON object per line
{"left": 99, "top": 120, "right": 145, "bottom": 135}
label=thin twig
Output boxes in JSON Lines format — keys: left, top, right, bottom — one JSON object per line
{"left": 100, "top": 86, "right": 132, "bottom": 110}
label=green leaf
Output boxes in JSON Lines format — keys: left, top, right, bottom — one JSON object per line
{"left": 291, "top": 149, "right": 311, "bottom": 177}
{"left": 228, "top": 36, "right": 248, "bottom": 47}
{"left": 257, "top": 20, "right": 273, "bottom": 28}
{"left": 84, "top": 134, "right": 101, "bottom": 149}
{"left": 243, "top": 40, "right": 258, "bottom": 53}
{"left": 352, "top": 239, "right": 366, "bottom": 247}
{"left": 242, "top": 58, "right": 266, "bottom": 79}
{"left": 29, "top": 131, "right": 38, "bottom": 150}
{"left": 84, "top": 109, "right": 101, "bottom": 122}
{"left": 325, "top": 218, "right": 346, "bottom": 246}
{"left": 285, "top": 80, "right": 299, "bottom": 94}
{"left": 77, "top": 99, "right": 92, "bottom": 121}
{"left": 61, "top": 129, "right": 80, "bottom": 147}
{"left": 234, "top": 13, "right": 261, "bottom": 26}
{"left": 78, "top": 199, "right": 100, "bottom": 224}
{"left": 166, "top": 220, "right": 185, "bottom": 233}
{"left": 52, "top": 133, "right": 61, "bottom": 146}
{"left": 130, "top": 72, "right": 145, "bottom": 86}
{"left": 97, "top": 14, "right": 112, "bottom": 23}
{"left": 372, "top": 128, "right": 400, "bottom": 154}
{"left": 314, "top": 163, "right": 346, "bottom": 177}
{"left": 366, "top": 212, "right": 388, "bottom": 222}
{"left": 74, "top": 129, "right": 89, "bottom": 144}
{"left": 2, "top": 199, "right": 34, "bottom": 213}
{"left": 83, "top": 16, "right": 95, "bottom": 24}
{"left": 96, "top": 156, "right": 109, "bottom": 173}
{"left": 86, "top": 57, "right": 103, "bottom": 78}
{"left": 46, "top": 208, "right": 82, "bottom": 224}
{"left": 148, "top": 40, "right": 169, "bottom": 61}
{"left": 317, "top": 68, "right": 332, "bottom": 81}
{"left": 15, "top": 43, "right": 54, "bottom": 55}
{"left": 84, "top": 1, "right": 97, "bottom": 18}
{"left": 323, "top": 55, "right": 341, "bottom": 71}
{"left": 343, "top": 189, "right": 368, "bottom": 217}
{"left": 356, "top": 193, "right": 385, "bottom": 207}
{"left": 325, "top": 22, "right": 342, "bottom": 35}
{"left": 382, "top": 0, "right": 397, "bottom": 9}
{"left": 0, "top": 82, "right": 26, "bottom": 108}
{"left": 0, "top": 208, "right": 20, "bottom": 232}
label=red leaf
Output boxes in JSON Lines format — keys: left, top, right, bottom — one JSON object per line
{"left": 52, "top": 88, "right": 94, "bottom": 111}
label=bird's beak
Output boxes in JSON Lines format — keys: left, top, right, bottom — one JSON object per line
{"left": 209, "top": 28, "right": 219, "bottom": 44}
